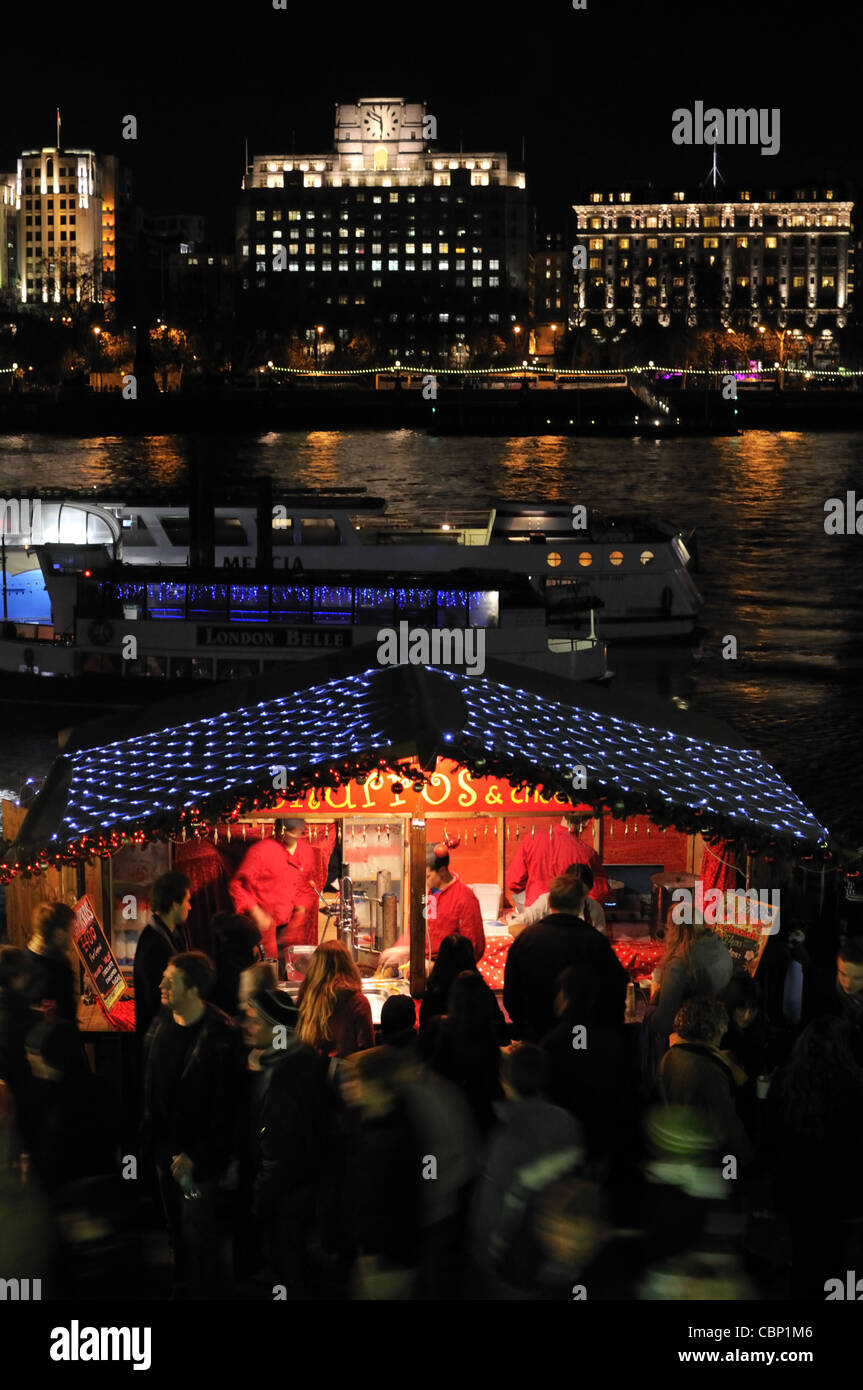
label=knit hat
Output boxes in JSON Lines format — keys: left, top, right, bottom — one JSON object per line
{"left": 248, "top": 988, "right": 299, "bottom": 1032}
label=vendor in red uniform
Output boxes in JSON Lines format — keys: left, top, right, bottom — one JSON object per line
{"left": 229, "top": 818, "right": 321, "bottom": 977}
{"left": 378, "top": 846, "right": 486, "bottom": 970}
{"left": 506, "top": 813, "right": 609, "bottom": 909}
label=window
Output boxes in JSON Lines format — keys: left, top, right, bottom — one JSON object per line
{"left": 589, "top": 238, "right": 603, "bottom": 250}
{"left": 703, "top": 215, "right": 720, "bottom": 228}
{"left": 792, "top": 275, "right": 804, "bottom": 288}
{"left": 736, "top": 237, "right": 748, "bottom": 248}
{"left": 255, "top": 210, "right": 266, "bottom": 222}
{"left": 388, "top": 259, "right": 398, "bottom": 271}
{"left": 822, "top": 274, "right": 835, "bottom": 288}
{"left": 646, "top": 238, "right": 658, "bottom": 249}
{"left": 765, "top": 236, "right": 778, "bottom": 249}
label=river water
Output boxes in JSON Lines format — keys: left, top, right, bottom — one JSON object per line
{"left": 1, "top": 428, "right": 861, "bottom": 842}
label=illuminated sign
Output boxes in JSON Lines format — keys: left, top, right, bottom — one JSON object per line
{"left": 271, "top": 758, "right": 589, "bottom": 816}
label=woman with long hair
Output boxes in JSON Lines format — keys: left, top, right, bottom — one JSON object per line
{"left": 431, "top": 971, "right": 506, "bottom": 1135}
{"left": 419, "top": 932, "right": 508, "bottom": 1059}
{"left": 297, "top": 941, "right": 374, "bottom": 1058}
{"left": 647, "top": 914, "right": 733, "bottom": 1055}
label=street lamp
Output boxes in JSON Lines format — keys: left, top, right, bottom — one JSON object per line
{"left": 315, "top": 325, "right": 324, "bottom": 368}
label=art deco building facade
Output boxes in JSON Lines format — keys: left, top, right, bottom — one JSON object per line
{"left": 16, "top": 147, "right": 117, "bottom": 308}
{"left": 236, "top": 98, "right": 529, "bottom": 356}
{"left": 571, "top": 186, "right": 852, "bottom": 333}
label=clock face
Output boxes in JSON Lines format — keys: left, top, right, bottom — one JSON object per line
{"left": 361, "top": 104, "right": 401, "bottom": 140}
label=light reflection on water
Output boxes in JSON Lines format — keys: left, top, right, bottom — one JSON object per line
{"left": 0, "top": 428, "right": 860, "bottom": 838}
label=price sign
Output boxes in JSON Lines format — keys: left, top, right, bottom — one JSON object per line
{"left": 73, "top": 895, "right": 127, "bottom": 1011}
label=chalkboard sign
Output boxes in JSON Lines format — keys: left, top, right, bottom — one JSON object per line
{"left": 73, "top": 895, "right": 127, "bottom": 1011}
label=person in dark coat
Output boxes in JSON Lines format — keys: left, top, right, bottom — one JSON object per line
{"left": 25, "top": 901, "right": 77, "bottom": 1023}
{"left": 504, "top": 875, "right": 628, "bottom": 1043}
{"left": 133, "top": 871, "right": 192, "bottom": 1037}
{"left": 210, "top": 912, "right": 263, "bottom": 1016}
{"left": 25, "top": 1019, "right": 119, "bottom": 1198}
{"left": 142, "top": 951, "right": 246, "bottom": 1298}
{"left": 765, "top": 1014, "right": 863, "bottom": 1298}
{"left": 0, "top": 947, "right": 37, "bottom": 1136}
{"left": 240, "top": 987, "right": 331, "bottom": 1296}
{"left": 341, "top": 1045, "right": 423, "bottom": 1298}
{"left": 430, "top": 971, "right": 505, "bottom": 1136}
{"left": 468, "top": 1044, "right": 583, "bottom": 1298}
{"left": 656, "top": 996, "right": 754, "bottom": 1168}
{"left": 541, "top": 965, "right": 640, "bottom": 1176}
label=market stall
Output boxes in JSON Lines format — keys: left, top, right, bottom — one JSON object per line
{"left": 2, "top": 649, "right": 834, "bottom": 1029}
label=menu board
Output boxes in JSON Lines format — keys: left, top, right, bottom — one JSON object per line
{"left": 73, "top": 895, "right": 127, "bottom": 1011}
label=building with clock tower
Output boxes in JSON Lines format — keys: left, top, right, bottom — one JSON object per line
{"left": 236, "top": 97, "right": 529, "bottom": 361}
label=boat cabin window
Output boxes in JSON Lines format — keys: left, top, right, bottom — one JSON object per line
{"left": 300, "top": 518, "right": 339, "bottom": 545}
{"left": 214, "top": 517, "right": 249, "bottom": 546}
{"left": 160, "top": 517, "right": 190, "bottom": 547}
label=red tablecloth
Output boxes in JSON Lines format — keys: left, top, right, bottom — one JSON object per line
{"left": 477, "top": 935, "right": 664, "bottom": 993}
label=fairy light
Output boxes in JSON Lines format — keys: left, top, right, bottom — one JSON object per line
{"left": 2, "top": 666, "right": 830, "bottom": 883}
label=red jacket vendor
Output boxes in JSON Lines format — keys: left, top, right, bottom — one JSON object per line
{"left": 506, "top": 813, "right": 609, "bottom": 908}
{"left": 378, "top": 846, "right": 486, "bottom": 970}
{"left": 229, "top": 818, "right": 322, "bottom": 963}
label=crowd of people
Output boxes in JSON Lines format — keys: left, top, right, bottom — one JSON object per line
{"left": 1, "top": 859, "right": 862, "bottom": 1302}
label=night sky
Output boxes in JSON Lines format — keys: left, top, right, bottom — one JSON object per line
{"left": 3, "top": 2, "right": 861, "bottom": 246}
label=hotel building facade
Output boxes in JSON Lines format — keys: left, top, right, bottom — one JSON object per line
{"left": 571, "top": 186, "right": 852, "bottom": 335}
{"left": 14, "top": 147, "right": 117, "bottom": 308}
{"left": 236, "top": 98, "right": 530, "bottom": 359}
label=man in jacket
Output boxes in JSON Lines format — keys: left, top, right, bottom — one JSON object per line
{"left": 656, "top": 995, "right": 754, "bottom": 1168}
{"left": 143, "top": 951, "right": 246, "bottom": 1297}
{"left": 230, "top": 819, "right": 321, "bottom": 978}
{"left": 240, "top": 986, "right": 330, "bottom": 1296}
{"left": 134, "top": 871, "right": 192, "bottom": 1036}
{"left": 506, "top": 813, "right": 610, "bottom": 911}
{"left": 504, "top": 875, "right": 628, "bottom": 1043}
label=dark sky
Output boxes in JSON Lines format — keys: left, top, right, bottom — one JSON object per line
{"left": 3, "top": 2, "right": 860, "bottom": 247}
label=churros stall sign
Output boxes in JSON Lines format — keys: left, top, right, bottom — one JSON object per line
{"left": 273, "top": 759, "right": 587, "bottom": 816}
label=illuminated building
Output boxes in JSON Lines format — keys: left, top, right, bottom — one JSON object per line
{"left": 571, "top": 185, "right": 853, "bottom": 334}
{"left": 16, "top": 146, "right": 117, "bottom": 308}
{"left": 0, "top": 173, "right": 18, "bottom": 298}
{"left": 236, "top": 98, "right": 529, "bottom": 358}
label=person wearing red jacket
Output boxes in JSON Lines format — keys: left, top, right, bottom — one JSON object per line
{"left": 378, "top": 847, "right": 486, "bottom": 969}
{"left": 229, "top": 819, "right": 321, "bottom": 975}
{"left": 506, "top": 815, "right": 609, "bottom": 909}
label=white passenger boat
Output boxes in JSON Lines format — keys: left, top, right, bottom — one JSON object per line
{"left": 0, "top": 495, "right": 611, "bottom": 684}
{"left": 1, "top": 492, "right": 703, "bottom": 646}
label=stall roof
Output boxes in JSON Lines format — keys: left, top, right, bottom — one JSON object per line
{"left": 6, "top": 653, "right": 828, "bottom": 874}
